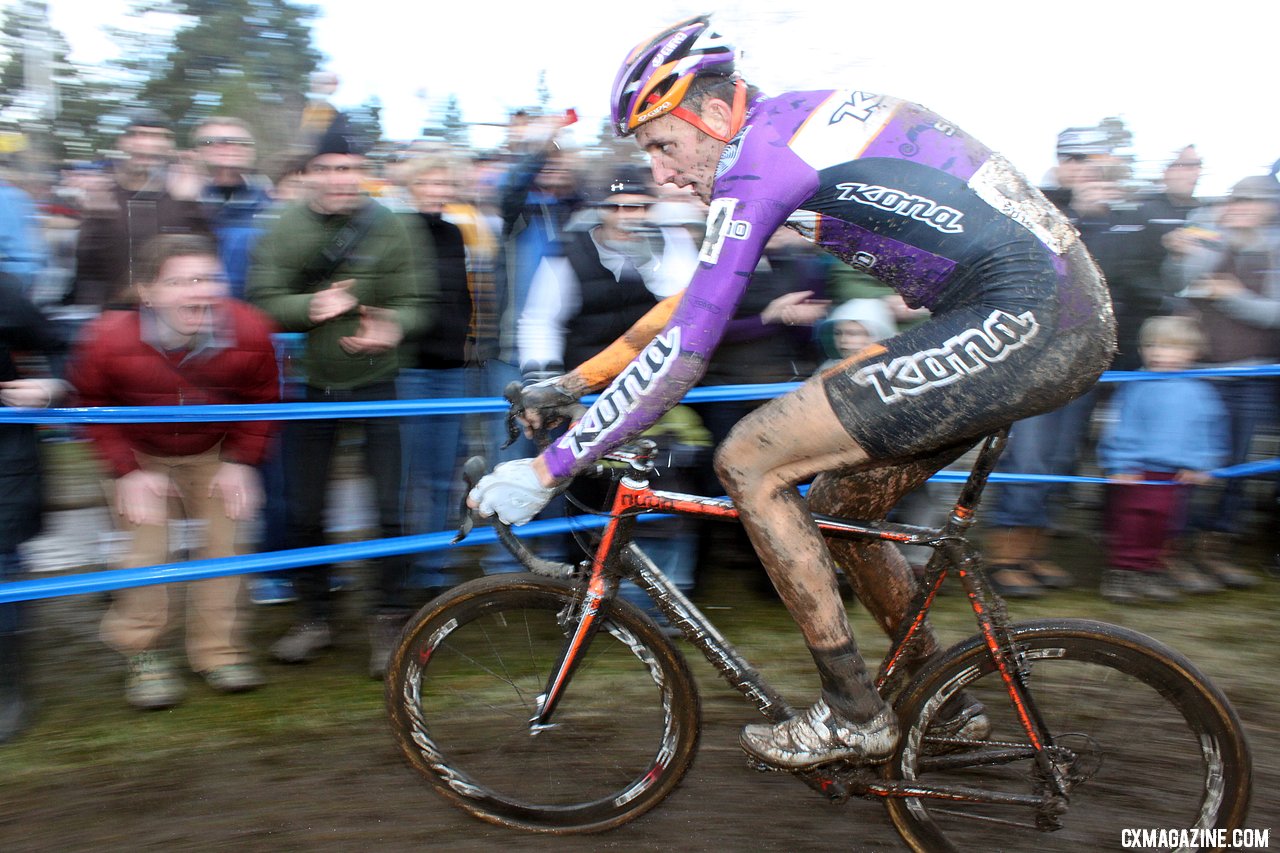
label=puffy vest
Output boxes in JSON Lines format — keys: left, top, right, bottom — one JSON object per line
{"left": 561, "top": 229, "right": 657, "bottom": 369}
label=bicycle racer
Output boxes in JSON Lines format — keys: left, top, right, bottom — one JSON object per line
{"left": 469, "top": 15, "right": 1115, "bottom": 770}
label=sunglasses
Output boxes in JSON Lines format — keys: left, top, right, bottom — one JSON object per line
{"left": 1169, "top": 161, "right": 1204, "bottom": 169}
{"left": 601, "top": 202, "right": 654, "bottom": 211}
{"left": 197, "top": 136, "right": 255, "bottom": 147}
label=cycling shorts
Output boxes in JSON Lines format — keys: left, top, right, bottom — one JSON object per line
{"left": 822, "top": 242, "right": 1115, "bottom": 459}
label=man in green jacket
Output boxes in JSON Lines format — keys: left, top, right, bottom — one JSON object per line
{"left": 248, "top": 125, "right": 435, "bottom": 678}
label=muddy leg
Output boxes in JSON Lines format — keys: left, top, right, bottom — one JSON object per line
{"left": 715, "top": 380, "right": 886, "bottom": 721}
{"left": 807, "top": 443, "right": 972, "bottom": 676}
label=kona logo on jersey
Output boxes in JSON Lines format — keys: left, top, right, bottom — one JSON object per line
{"left": 851, "top": 309, "right": 1040, "bottom": 404}
{"left": 565, "top": 329, "right": 681, "bottom": 458}
{"left": 699, "top": 197, "right": 752, "bottom": 264}
{"left": 829, "top": 92, "right": 884, "bottom": 124}
{"left": 835, "top": 182, "right": 966, "bottom": 234}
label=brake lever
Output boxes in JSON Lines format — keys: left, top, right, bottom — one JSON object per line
{"left": 452, "top": 455, "right": 489, "bottom": 544}
{"left": 501, "top": 382, "right": 523, "bottom": 450}
{"left": 501, "top": 379, "right": 560, "bottom": 451}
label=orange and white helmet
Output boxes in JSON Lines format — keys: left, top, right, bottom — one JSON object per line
{"left": 610, "top": 15, "right": 742, "bottom": 140}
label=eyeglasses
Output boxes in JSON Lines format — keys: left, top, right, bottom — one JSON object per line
{"left": 197, "top": 136, "right": 255, "bottom": 147}
{"left": 601, "top": 202, "right": 653, "bottom": 211}
{"left": 308, "top": 163, "right": 367, "bottom": 174}
{"left": 157, "top": 275, "right": 228, "bottom": 288}
{"left": 1169, "top": 161, "right": 1203, "bottom": 169}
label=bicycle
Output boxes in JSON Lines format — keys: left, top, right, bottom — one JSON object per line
{"left": 384, "top": 427, "right": 1252, "bottom": 851}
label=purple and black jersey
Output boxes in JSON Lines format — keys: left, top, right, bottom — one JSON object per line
{"left": 543, "top": 89, "right": 1109, "bottom": 478}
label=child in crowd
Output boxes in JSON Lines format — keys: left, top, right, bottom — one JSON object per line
{"left": 814, "top": 298, "right": 896, "bottom": 372}
{"left": 1097, "top": 316, "right": 1228, "bottom": 604}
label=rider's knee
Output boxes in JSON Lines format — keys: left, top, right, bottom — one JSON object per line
{"left": 712, "top": 439, "right": 749, "bottom": 492}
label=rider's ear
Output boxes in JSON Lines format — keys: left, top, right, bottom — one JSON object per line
{"left": 698, "top": 97, "right": 734, "bottom": 140}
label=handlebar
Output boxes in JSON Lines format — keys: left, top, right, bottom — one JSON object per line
{"left": 453, "top": 455, "right": 577, "bottom": 578}
{"left": 452, "top": 437, "right": 662, "bottom": 578}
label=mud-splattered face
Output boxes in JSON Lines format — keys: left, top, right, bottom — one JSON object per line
{"left": 635, "top": 113, "right": 727, "bottom": 204}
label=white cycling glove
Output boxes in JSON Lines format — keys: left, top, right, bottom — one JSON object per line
{"left": 468, "top": 458, "right": 556, "bottom": 526}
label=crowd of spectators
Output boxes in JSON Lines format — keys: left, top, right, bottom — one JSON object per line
{"left": 0, "top": 73, "right": 1277, "bottom": 740}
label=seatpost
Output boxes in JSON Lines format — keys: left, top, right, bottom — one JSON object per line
{"left": 948, "top": 428, "right": 1010, "bottom": 532}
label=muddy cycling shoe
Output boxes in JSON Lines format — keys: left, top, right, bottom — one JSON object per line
{"left": 740, "top": 701, "right": 899, "bottom": 770}
{"left": 923, "top": 697, "right": 992, "bottom": 754}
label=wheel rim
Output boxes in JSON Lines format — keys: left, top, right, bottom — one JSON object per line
{"left": 891, "top": 636, "right": 1240, "bottom": 850}
{"left": 393, "top": 591, "right": 686, "bottom": 824}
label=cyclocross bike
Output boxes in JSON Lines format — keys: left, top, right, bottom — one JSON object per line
{"left": 384, "top": 428, "right": 1252, "bottom": 851}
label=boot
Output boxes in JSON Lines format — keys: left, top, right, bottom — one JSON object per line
{"left": 0, "top": 627, "right": 32, "bottom": 744}
{"left": 1193, "top": 532, "right": 1261, "bottom": 590}
{"left": 1162, "top": 538, "right": 1222, "bottom": 594}
{"left": 984, "top": 527, "right": 1043, "bottom": 599}
{"left": 1025, "top": 528, "right": 1074, "bottom": 589}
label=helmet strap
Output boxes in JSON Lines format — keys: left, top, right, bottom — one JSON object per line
{"left": 669, "top": 79, "right": 748, "bottom": 143}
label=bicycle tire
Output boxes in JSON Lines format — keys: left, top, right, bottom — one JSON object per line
{"left": 385, "top": 573, "right": 701, "bottom": 833}
{"left": 885, "top": 619, "right": 1251, "bottom": 852}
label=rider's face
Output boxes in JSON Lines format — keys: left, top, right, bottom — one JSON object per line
{"left": 636, "top": 113, "right": 726, "bottom": 205}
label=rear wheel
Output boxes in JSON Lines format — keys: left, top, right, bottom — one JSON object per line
{"left": 385, "top": 574, "right": 701, "bottom": 833}
{"left": 886, "top": 619, "right": 1251, "bottom": 852}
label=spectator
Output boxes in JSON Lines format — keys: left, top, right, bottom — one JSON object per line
{"left": 474, "top": 115, "right": 585, "bottom": 574}
{"left": 1163, "top": 174, "right": 1280, "bottom": 588}
{"left": 1137, "top": 146, "right": 1205, "bottom": 293}
{"left": 0, "top": 168, "right": 49, "bottom": 295}
{"left": 67, "top": 110, "right": 211, "bottom": 313}
{"left": 1098, "top": 316, "right": 1228, "bottom": 603}
{"left": 247, "top": 124, "right": 433, "bottom": 678}
{"left": 396, "top": 151, "right": 472, "bottom": 593}
{"left": 67, "top": 234, "right": 279, "bottom": 710}
{"left": 814, "top": 298, "right": 896, "bottom": 372}
{"left": 191, "top": 117, "right": 275, "bottom": 300}
{"left": 517, "top": 167, "right": 704, "bottom": 613}
{"left": 517, "top": 166, "right": 694, "bottom": 374}
{"left": 0, "top": 280, "right": 69, "bottom": 741}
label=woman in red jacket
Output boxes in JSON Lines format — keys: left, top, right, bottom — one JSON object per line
{"left": 69, "top": 234, "right": 280, "bottom": 710}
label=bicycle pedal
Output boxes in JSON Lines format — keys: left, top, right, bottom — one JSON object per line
{"left": 745, "top": 755, "right": 781, "bottom": 773}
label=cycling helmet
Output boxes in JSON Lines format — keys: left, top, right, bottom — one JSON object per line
{"left": 610, "top": 15, "right": 743, "bottom": 140}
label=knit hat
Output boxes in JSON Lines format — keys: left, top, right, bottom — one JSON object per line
{"left": 312, "top": 112, "right": 366, "bottom": 159}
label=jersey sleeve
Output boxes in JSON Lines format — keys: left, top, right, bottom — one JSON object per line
{"left": 539, "top": 123, "right": 820, "bottom": 479}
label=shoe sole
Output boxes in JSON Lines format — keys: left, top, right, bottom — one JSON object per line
{"left": 738, "top": 740, "right": 895, "bottom": 771}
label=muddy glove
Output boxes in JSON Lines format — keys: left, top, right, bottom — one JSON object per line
{"left": 467, "top": 458, "right": 555, "bottom": 526}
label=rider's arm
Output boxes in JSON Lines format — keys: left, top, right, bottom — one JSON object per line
{"left": 563, "top": 292, "right": 683, "bottom": 395}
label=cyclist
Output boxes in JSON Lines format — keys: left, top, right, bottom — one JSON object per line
{"left": 469, "top": 15, "right": 1115, "bottom": 770}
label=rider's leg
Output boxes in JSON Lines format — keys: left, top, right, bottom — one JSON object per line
{"left": 807, "top": 443, "right": 972, "bottom": 676}
{"left": 714, "top": 379, "right": 891, "bottom": 731}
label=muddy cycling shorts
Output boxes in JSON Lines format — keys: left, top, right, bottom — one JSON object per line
{"left": 822, "top": 242, "right": 1115, "bottom": 459}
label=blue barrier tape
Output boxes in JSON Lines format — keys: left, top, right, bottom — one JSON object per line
{"left": 0, "top": 511, "right": 670, "bottom": 604}
{"left": 2, "top": 364, "right": 1278, "bottom": 424}
{"left": 1, "top": 365, "right": 1275, "bottom": 604}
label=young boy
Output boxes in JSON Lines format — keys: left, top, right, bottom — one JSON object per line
{"left": 1097, "top": 316, "right": 1228, "bottom": 603}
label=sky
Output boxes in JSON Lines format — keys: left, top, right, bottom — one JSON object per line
{"left": 37, "top": 0, "right": 1280, "bottom": 196}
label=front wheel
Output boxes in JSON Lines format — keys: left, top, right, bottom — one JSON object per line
{"left": 885, "top": 619, "right": 1251, "bottom": 852}
{"left": 385, "top": 574, "right": 701, "bottom": 833}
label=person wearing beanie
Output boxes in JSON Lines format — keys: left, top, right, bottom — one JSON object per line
{"left": 246, "top": 125, "right": 436, "bottom": 679}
